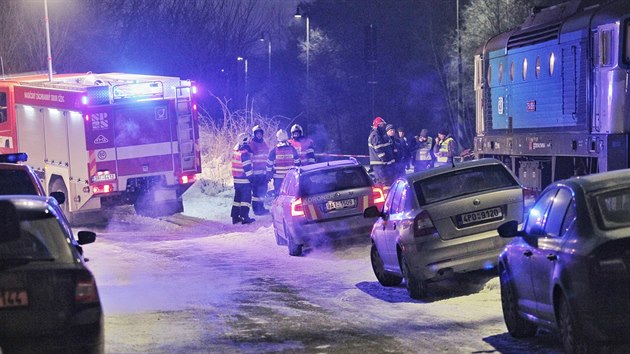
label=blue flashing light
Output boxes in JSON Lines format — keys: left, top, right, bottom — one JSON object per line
{"left": 0, "top": 152, "right": 28, "bottom": 163}
{"left": 81, "top": 95, "right": 89, "bottom": 105}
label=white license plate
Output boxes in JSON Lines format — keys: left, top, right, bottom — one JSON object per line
{"left": 0, "top": 290, "right": 29, "bottom": 308}
{"left": 325, "top": 198, "right": 356, "bottom": 211}
{"left": 460, "top": 207, "right": 502, "bottom": 225}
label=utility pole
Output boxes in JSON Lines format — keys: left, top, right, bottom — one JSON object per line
{"left": 44, "top": 0, "right": 54, "bottom": 81}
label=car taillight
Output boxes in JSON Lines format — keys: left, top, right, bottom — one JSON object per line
{"left": 291, "top": 197, "right": 305, "bottom": 217}
{"left": 372, "top": 187, "right": 385, "bottom": 204}
{"left": 179, "top": 174, "right": 197, "bottom": 184}
{"left": 92, "top": 184, "right": 114, "bottom": 194}
{"left": 414, "top": 210, "right": 436, "bottom": 237}
{"left": 75, "top": 276, "right": 99, "bottom": 304}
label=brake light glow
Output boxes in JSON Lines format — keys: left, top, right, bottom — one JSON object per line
{"left": 372, "top": 187, "right": 385, "bottom": 204}
{"left": 291, "top": 198, "right": 305, "bottom": 217}
{"left": 75, "top": 276, "right": 99, "bottom": 303}
{"left": 91, "top": 184, "right": 114, "bottom": 194}
{"left": 414, "top": 210, "right": 437, "bottom": 237}
{"left": 179, "top": 174, "right": 197, "bottom": 184}
{"left": 84, "top": 114, "right": 90, "bottom": 121}
{"left": 193, "top": 103, "right": 198, "bottom": 111}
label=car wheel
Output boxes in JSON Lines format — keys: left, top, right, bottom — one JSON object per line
{"left": 401, "top": 254, "right": 427, "bottom": 299}
{"left": 500, "top": 269, "right": 537, "bottom": 338}
{"left": 284, "top": 222, "right": 302, "bottom": 256}
{"left": 370, "top": 243, "right": 402, "bottom": 286}
{"left": 558, "top": 295, "right": 594, "bottom": 354}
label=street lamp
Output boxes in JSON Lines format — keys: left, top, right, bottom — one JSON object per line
{"left": 259, "top": 32, "right": 272, "bottom": 79}
{"left": 237, "top": 56, "right": 248, "bottom": 106}
{"left": 294, "top": 6, "right": 310, "bottom": 132}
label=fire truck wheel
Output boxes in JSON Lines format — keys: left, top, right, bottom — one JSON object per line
{"left": 50, "top": 178, "right": 75, "bottom": 225}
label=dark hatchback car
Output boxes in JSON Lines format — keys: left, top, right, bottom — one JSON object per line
{"left": 498, "top": 170, "right": 630, "bottom": 353}
{"left": 271, "top": 159, "right": 385, "bottom": 256}
{"left": 0, "top": 196, "right": 103, "bottom": 354}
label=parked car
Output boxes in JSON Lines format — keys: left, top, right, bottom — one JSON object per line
{"left": 271, "top": 159, "right": 385, "bottom": 256}
{"left": 363, "top": 158, "right": 525, "bottom": 299}
{"left": 0, "top": 152, "right": 65, "bottom": 204}
{"left": 497, "top": 170, "right": 630, "bottom": 353}
{"left": 0, "top": 196, "right": 103, "bottom": 353}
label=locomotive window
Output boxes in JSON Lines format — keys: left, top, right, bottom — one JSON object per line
{"left": 522, "top": 58, "right": 528, "bottom": 80}
{"left": 510, "top": 61, "right": 515, "bottom": 81}
{"left": 600, "top": 30, "right": 612, "bottom": 66}
{"left": 535, "top": 56, "right": 541, "bottom": 78}
{"left": 549, "top": 52, "right": 556, "bottom": 76}
{"left": 498, "top": 63, "right": 503, "bottom": 83}
{"left": 0, "top": 92, "right": 7, "bottom": 124}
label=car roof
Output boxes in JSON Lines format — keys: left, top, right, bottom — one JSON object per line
{"left": 554, "top": 169, "right": 630, "bottom": 194}
{"left": 0, "top": 195, "right": 56, "bottom": 212}
{"left": 297, "top": 159, "right": 362, "bottom": 174}
{"left": 404, "top": 158, "right": 508, "bottom": 183}
{"left": 0, "top": 163, "right": 32, "bottom": 171}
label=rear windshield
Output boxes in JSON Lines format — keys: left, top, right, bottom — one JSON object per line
{"left": 414, "top": 164, "right": 518, "bottom": 205}
{"left": 0, "top": 170, "right": 39, "bottom": 195}
{"left": 300, "top": 166, "right": 371, "bottom": 196}
{"left": 0, "top": 211, "right": 74, "bottom": 264}
{"left": 593, "top": 187, "right": 630, "bottom": 230}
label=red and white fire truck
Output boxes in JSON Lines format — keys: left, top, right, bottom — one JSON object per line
{"left": 0, "top": 72, "right": 201, "bottom": 220}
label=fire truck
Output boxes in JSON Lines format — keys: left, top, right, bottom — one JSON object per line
{"left": 0, "top": 72, "right": 201, "bottom": 221}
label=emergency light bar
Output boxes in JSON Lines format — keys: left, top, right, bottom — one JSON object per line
{"left": 112, "top": 81, "right": 164, "bottom": 102}
{"left": 0, "top": 152, "right": 28, "bottom": 163}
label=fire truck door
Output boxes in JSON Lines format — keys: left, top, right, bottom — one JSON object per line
{"left": 113, "top": 103, "right": 174, "bottom": 179}
{"left": 43, "top": 109, "right": 70, "bottom": 167}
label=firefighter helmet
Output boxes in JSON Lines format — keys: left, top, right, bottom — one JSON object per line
{"left": 276, "top": 129, "right": 289, "bottom": 142}
{"left": 290, "top": 124, "right": 303, "bottom": 135}
{"left": 252, "top": 125, "right": 264, "bottom": 135}
{"left": 372, "top": 117, "right": 386, "bottom": 128}
{"left": 237, "top": 133, "right": 251, "bottom": 145}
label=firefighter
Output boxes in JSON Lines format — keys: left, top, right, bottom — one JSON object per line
{"left": 368, "top": 117, "right": 395, "bottom": 189}
{"left": 231, "top": 133, "right": 256, "bottom": 225}
{"left": 433, "top": 127, "right": 455, "bottom": 168}
{"left": 249, "top": 125, "right": 270, "bottom": 215}
{"left": 414, "top": 128, "right": 434, "bottom": 172}
{"left": 288, "top": 124, "right": 315, "bottom": 165}
{"left": 267, "top": 129, "right": 300, "bottom": 196}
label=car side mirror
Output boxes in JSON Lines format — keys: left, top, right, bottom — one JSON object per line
{"left": 77, "top": 230, "right": 96, "bottom": 245}
{"left": 50, "top": 191, "right": 66, "bottom": 205}
{"left": 0, "top": 201, "right": 20, "bottom": 243}
{"left": 363, "top": 205, "right": 382, "bottom": 219}
{"left": 497, "top": 220, "right": 521, "bottom": 238}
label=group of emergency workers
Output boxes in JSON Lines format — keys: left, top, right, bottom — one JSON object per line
{"left": 368, "top": 116, "right": 455, "bottom": 189}
{"left": 231, "top": 124, "right": 315, "bottom": 224}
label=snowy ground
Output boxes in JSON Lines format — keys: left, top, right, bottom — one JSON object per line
{"left": 82, "top": 181, "right": 567, "bottom": 353}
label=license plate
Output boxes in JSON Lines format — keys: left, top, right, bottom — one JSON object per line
{"left": 0, "top": 290, "right": 28, "bottom": 308}
{"left": 459, "top": 207, "right": 503, "bottom": 226}
{"left": 325, "top": 198, "right": 356, "bottom": 211}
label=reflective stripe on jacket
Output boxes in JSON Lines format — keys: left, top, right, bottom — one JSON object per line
{"left": 232, "top": 146, "right": 253, "bottom": 184}
{"left": 368, "top": 128, "right": 395, "bottom": 165}
{"left": 288, "top": 137, "right": 316, "bottom": 165}
{"left": 416, "top": 137, "right": 433, "bottom": 161}
{"left": 267, "top": 143, "right": 300, "bottom": 178}
{"left": 434, "top": 136, "right": 454, "bottom": 163}
{"left": 249, "top": 138, "right": 270, "bottom": 175}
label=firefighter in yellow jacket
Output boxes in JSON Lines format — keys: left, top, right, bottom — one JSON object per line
{"left": 231, "top": 133, "right": 256, "bottom": 224}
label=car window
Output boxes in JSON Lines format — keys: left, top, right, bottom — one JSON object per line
{"left": 390, "top": 182, "right": 405, "bottom": 213}
{"left": 525, "top": 188, "right": 557, "bottom": 235}
{"left": 413, "top": 164, "right": 518, "bottom": 205}
{"left": 0, "top": 170, "right": 39, "bottom": 195}
{"left": 560, "top": 199, "right": 577, "bottom": 236}
{"left": 300, "top": 166, "right": 371, "bottom": 197}
{"left": 281, "top": 173, "right": 295, "bottom": 196}
{"left": 593, "top": 186, "right": 630, "bottom": 230}
{"left": 0, "top": 210, "right": 75, "bottom": 264}
{"left": 383, "top": 181, "right": 400, "bottom": 214}
{"left": 544, "top": 188, "right": 573, "bottom": 237}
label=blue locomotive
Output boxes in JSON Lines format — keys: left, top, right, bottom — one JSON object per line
{"left": 474, "top": 0, "right": 630, "bottom": 190}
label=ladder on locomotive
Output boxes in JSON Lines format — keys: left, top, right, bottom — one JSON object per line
{"left": 175, "top": 84, "right": 197, "bottom": 171}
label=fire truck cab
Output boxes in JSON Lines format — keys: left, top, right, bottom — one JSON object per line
{"left": 0, "top": 72, "right": 201, "bottom": 221}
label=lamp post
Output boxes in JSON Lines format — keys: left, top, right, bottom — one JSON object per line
{"left": 294, "top": 6, "right": 310, "bottom": 132}
{"left": 259, "top": 33, "right": 272, "bottom": 79}
{"left": 456, "top": 0, "right": 464, "bottom": 147}
{"left": 237, "top": 56, "right": 248, "bottom": 107}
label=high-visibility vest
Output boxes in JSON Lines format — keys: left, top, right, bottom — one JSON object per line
{"left": 416, "top": 137, "right": 433, "bottom": 161}
{"left": 232, "top": 147, "right": 253, "bottom": 184}
{"left": 249, "top": 138, "right": 270, "bottom": 175}
{"left": 288, "top": 137, "right": 315, "bottom": 165}
{"left": 436, "top": 137, "right": 454, "bottom": 163}
{"left": 267, "top": 143, "right": 300, "bottom": 179}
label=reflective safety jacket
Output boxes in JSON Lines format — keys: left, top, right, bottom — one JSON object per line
{"left": 249, "top": 137, "right": 270, "bottom": 175}
{"left": 267, "top": 142, "right": 300, "bottom": 179}
{"left": 368, "top": 128, "right": 395, "bottom": 166}
{"left": 288, "top": 136, "right": 315, "bottom": 165}
{"left": 232, "top": 144, "right": 253, "bottom": 184}
{"left": 416, "top": 136, "right": 433, "bottom": 161}
{"left": 434, "top": 136, "right": 455, "bottom": 165}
